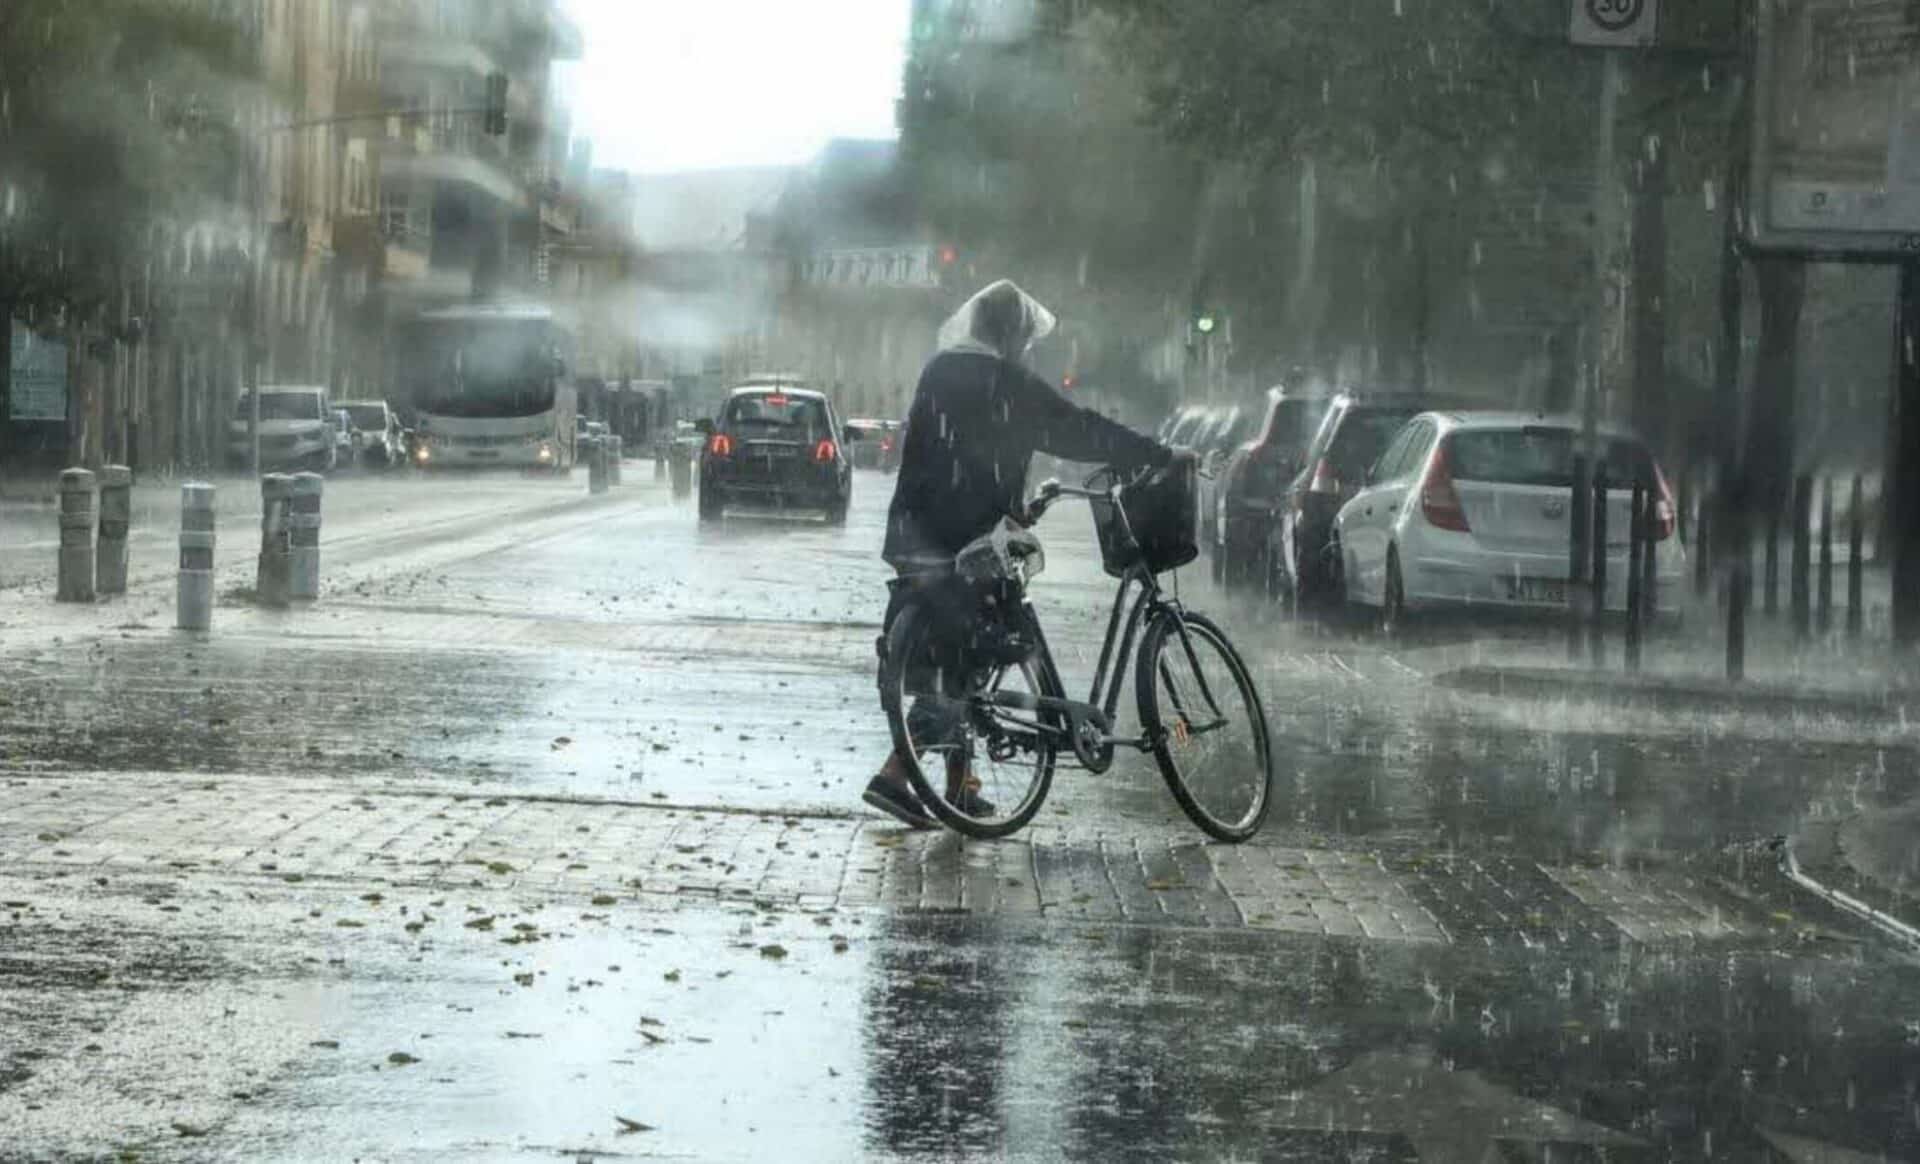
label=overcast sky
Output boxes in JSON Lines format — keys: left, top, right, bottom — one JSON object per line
{"left": 556, "top": 0, "right": 910, "bottom": 175}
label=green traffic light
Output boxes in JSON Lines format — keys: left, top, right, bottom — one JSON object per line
{"left": 1195, "top": 315, "right": 1216, "bottom": 335}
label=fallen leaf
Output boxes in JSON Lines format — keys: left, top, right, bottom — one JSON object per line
{"left": 758, "top": 944, "right": 789, "bottom": 960}
{"left": 614, "top": 1115, "right": 654, "bottom": 1135}
{"left": 171, "top": 1121, "right": 210, "bottom": 1138}
{"left": 386, "top": 1051, "right": 419, "bottom": 1066}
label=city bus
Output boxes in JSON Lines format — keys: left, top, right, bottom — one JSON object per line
{"left": 399, "top": 303, "right": 577, "bottom": 471}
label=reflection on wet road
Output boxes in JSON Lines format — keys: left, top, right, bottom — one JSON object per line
{"left": 1, "top": 469, "right": 1916, "bottom": 1160}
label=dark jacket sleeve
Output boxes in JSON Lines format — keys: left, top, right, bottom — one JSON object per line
{"left": 1008, "top": 365, "right": 1166, "bottom": 468}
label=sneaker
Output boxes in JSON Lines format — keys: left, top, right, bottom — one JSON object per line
{"left": 863, "top": 774, "right": 935, "bottom": 829}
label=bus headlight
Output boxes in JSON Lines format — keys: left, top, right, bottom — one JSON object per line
{"left": 536, "top": 442, "right": 553, "bottom": 463}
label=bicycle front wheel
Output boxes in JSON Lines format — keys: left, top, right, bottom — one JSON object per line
{"left": 880, "top": 604, "right": 1060, "bottom": 839}
{"left": 1136, "top": 610, "right": 1274, "bottom": 843}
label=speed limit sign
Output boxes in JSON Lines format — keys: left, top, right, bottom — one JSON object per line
{"left": 1571, "top": 0, "right": 1657, "bottom": 45}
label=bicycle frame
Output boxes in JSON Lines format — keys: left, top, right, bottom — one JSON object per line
{"left": 978, "top": 476, "right": 1209, "bottom": 769}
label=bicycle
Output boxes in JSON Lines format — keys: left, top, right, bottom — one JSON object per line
{"left": 877, "top": 459, "right": 1275, "bottom": 843}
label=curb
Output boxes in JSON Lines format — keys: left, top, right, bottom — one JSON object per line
{"left": 1434, "top": 664, "right": 1914, "bottom": 724}
{"left": 1782, "top": 838, "right": 1920, "bottom": 954}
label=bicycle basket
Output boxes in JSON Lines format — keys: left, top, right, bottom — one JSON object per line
{"left": 1088, "top": 457, "right": 1199, "bottom": 577}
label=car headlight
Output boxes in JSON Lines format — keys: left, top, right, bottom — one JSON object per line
{"left": 536, "top": 443, "right": 553, "bottom": 462}
{"left": 414, "top": 444, "right": 432, "bottom": 464}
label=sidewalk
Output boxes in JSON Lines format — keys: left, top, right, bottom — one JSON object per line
{"left": 0, "top": 465, "right": 660, "bottom": 648}
{"left": 1420, "top": 581, "right": 1920, "bottom": 728}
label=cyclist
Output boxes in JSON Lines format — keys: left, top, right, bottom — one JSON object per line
{"left": 864, "top": 279, "right": 1174, "bottom": 828}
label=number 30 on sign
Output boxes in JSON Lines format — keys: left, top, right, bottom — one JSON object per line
{"left": 1571, "top": 0, "right": 1657, "bottom": 46}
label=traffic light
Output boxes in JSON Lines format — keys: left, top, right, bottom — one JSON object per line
{"left": 1061, "top": 373, "right": 1077, "bottom": 391}
{"left": 483, "top": 72, "right": 508, "bottom": 136}
{"left": 1193, "top": 313, "right": 1217, "bottom": 336}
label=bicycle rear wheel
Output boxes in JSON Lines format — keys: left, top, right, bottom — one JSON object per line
{"left": 1136, "top": 610, "right": 1273, "bottom": 842}
{"left": 879, "top": 605, "right": 1060, "bottom": 839}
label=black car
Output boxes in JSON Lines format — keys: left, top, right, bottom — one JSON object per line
{"left": 696, "top": 385, "right": 853, "bottom": 524}
{"left": 1213, "top": 387, "right": 1329, "bottom": 588}
{"left": 1272, "top": 392, "right": 1466, "bottom": 605}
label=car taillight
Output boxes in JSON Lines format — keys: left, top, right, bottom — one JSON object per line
{"left": 708, "top": 433, "right": 733, "bottom": 457}
{"left": 813, "top": 438, "right": 836, "bottom": 463}
{"left": 1308, "top": 457, "right": 1341, "bottom": 495}
{"left": 1420, "top": 443, "right": 1471, "bottom": 533}
{"left": 881, "top": 438, "right": 893, "bottom": 452}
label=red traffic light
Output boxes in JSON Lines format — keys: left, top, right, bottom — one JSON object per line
{"left": 1061, "top": 374, "right": 1077, "bottom": 390}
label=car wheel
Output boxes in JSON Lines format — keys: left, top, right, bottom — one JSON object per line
{"left": 1381, "top": 547, "right": 1409, "bottom": 639}
{"left": 698, "top": 488, "right": 724, "bottom": 524}
{"left": 825, "top": 498, "right": 849, "bottom": 525}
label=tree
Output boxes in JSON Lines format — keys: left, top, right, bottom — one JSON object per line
{"left": 0, "top": 0, "right": 252, "bottom": 463}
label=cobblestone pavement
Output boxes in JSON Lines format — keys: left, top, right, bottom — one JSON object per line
{"left": 0, "top": 772, "right": 1823, "bottom": 949}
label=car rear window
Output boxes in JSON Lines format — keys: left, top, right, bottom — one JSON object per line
{"left": 344, "top": 405, "right": 386, "bottom": 431}
{"left": 1447, "top": 428, "right": 1655, "bottom": 487}
{"left": 1266, "top": 399, "right": 1328, "bottom": 450}
{"left": 1325, "top": 408, "right": 1419, "bottom": 478}
{"left": 725, "top": 394, "right": 830, "bottom": 439}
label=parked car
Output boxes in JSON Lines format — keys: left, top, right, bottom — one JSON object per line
{"left": 1333, "top": 412, "right": 1683, "bottom": 632}
{"left": 844, "top": 418, "right": 903, "bottom": 472}
{"left": 1213, "top": 387, "right": 1330, "bottom": 588}
{"left": 330, "top": 410, "right": 357, "bottom": 466}
{"left": 696, "top": 384, "right": 853, "bottom": 524}
{"left": 1161, "top": 404, "right": 1212, "bottom": 451}
{"left": 226, "top": 385, "right": 335, "bottom": 472}
{"left": 1190, "top": 402, "right": 1261, "bottom": 580}
{"left": 1271, "top": 391, "right": 1465, "bottom": 607}
{"left": 339, "top": 400, "right": 403, "bottom": 468}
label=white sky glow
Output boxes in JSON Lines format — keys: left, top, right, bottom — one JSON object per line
{"left": 557, "top": 0, "right": 909, "bottom": 174}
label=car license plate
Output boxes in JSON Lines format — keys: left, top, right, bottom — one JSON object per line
{"left": 469, "top": 449, "right": 500, "bottom": 459}
{"left": 1507, "top": 577, "right": 1566, "bottom": 604}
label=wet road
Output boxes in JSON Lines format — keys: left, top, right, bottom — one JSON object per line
{"left": 2, "top": 466, "right": 1917, "bottom": 1160}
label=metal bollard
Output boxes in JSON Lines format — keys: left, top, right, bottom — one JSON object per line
{"left": 289, "top": 471, "right": 323, "bottom": 601}
{"left": 1848, "top": 474, "right": 1865, "bottom": 638}
{"left": 256, "top": 474, "right": 292, "bottom": 609}
{"left": 1626, "top": 480, "right": 1645, "bottom": 672}
{"left": 1790, "top": 473, "right": 1812, "bottom": 639}
{"left": 56, "top": 467, "right": 97, "bottom": 604}
{"left": 1764, "top": 507, "right": 1780, "bottom": 615}
{"left": 1589, "top": 466, "right": 1609, "bottom": 666}
{"left": 1566, "top": 453, "right": 1589, "bottom": 661}
{"left": 608, "top": 435, "right": 623, "bottom": 486}
{"left": 668, "top": 442, "right": 692, "bottom": 498}
{"left": 177, "top": 482, "right": 215, "bottom": 631}
{"left": 96, "top": 464, "right": 131, "bottom": 595}
{"left": 1641, "top": 485, "right": 1658, "bottom": 622}
{"left": 1817, "top": 477, "right": 1834, "bottom": 633}
{"left": 654, "top": 444, "right": 667, "bottom": 481}
{"left": 587, "top": 437, "right": 608, "bottom": 494}
{"left": 1693, "top": 490, "right": 1712, "bottom": 599}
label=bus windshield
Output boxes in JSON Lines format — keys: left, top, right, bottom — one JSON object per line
{"left": 403, "top": 317, "right": 558, "bottom": 419}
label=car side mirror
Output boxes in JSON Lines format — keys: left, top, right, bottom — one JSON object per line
{"left": 693, "top": 417, "right": 714, "bottom": 435}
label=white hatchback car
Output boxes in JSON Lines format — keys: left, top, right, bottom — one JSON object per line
{"left": 1334, "top": 412, "right": 1686, "bottom": 626}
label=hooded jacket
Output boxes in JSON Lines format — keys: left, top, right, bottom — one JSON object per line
{"left": 883, "top": 281, "right": 1166, "bottom": 567}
